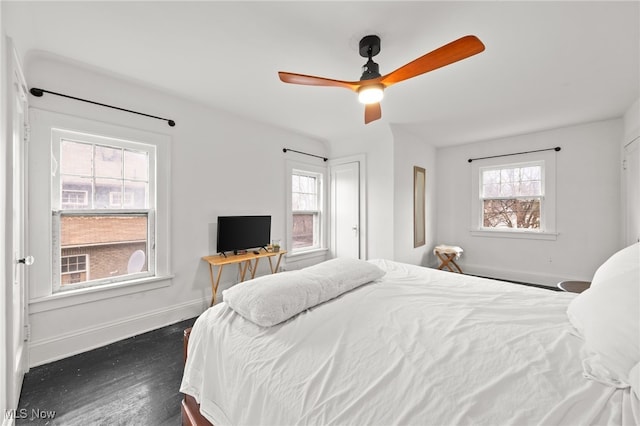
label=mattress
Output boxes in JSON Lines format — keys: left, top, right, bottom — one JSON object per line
{"left": 180, "top": 259, "right": 638, "bottom": 425}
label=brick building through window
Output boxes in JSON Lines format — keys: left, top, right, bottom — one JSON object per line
{"left": 60, "top": 215, "right": 147, "bottom": 286}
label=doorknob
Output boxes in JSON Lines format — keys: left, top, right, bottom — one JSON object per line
{"left": 17, "top": 256, "right": 34, "bottom": 266}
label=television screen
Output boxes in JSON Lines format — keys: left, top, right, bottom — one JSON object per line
{"left": 216, "top": 215, "right": 271, "bottom": 254}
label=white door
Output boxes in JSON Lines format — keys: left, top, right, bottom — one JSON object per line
{"left": 7, "top": 42, "right": 30, "bottom": 411}
{"left": 330, "top": 161, "right": 360, "bottom": 258}
{"left": 624, "top": 137, "right": 640, "bottom": 245}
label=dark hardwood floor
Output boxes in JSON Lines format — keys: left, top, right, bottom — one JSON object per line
{"left": 16, "top": 317, "right": 197, "bottom": 426}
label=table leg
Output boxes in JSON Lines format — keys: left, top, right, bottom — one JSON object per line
{"left": 436, "top": 252, "right": 463, "bottom": 274}
{"left": 450, "top": 258, "right": 463, "bottom": 274}
{"left": 239, "top": 261, "right": 250, "bottom": 282}
{"left": 209, "top": 264, "right": 224, "bottom": 306}
{"left": 250, "top": 258, "right": 260, "bottom": 279}
{"left": 270, "top": 253, "right": 284, "bottom": 274}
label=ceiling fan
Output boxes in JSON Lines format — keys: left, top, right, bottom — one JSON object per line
{"left": 278, "top": 35, "right": 485, "bottom": 124}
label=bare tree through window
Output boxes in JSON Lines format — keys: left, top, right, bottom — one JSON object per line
{"left": 481, "top": 163, "right": 543, "bottom": 230}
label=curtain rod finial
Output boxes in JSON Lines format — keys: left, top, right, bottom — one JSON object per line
{"left": 30, "top": 88, "right": 44, "bottom": 97}
{"left": 554, "top": 147, "right": 561, "bottom": 151}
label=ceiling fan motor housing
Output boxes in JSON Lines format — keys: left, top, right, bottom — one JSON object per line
{"left": 361, "top": 59, "right": 381, "bottom": 80}
{"left": 359, "top": 35, "right": 382, "bottom": 80}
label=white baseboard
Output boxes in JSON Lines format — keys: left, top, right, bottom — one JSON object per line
{"left": 461, "top": 263, "right": 580, "bottom": 287}
{"left": 28, "top": 297, "right": 208, "bottom": 368}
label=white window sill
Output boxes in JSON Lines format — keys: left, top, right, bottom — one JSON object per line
{"left": 29, "top": 275, "right": 174, "bottom": 313}
{"left": 470, "top": 229, "right": 558, "bottom": 241}
{"left": 285, "top": 247, "right": 329, "bottom": 261}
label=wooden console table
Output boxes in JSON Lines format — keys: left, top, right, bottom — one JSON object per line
{"left": 202, "top": 250, "right": 287, "bottom": 306}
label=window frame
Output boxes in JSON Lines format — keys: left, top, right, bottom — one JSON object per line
{"left": 286, "top": 160, "right": 328, "bottom": 256}
{"left": 51, "top": 129, "right": 157, "bottom": 293}
{"left": 470, "top": 151, "right": 557, "bottom": 240}
{"left": 28, "top": 109, "right": 172, "bottom": 311}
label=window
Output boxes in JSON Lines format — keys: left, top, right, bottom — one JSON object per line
{"left": 61, "top": 189, "right": 88, "bottom": 208}
{"left": 471, "top": 151, "right": 557, "bottom": 240}
{"left": 61, "top": 254, "right": 88, "bottom": 284}
{"left": 480, "top": 163, "right": 543, "bottom": 230}
{"left": 287, "top": 161, "right": 327, "bottom": 254}
{"left": 292, "top": 171, "right": 321, "bottom": 249}
{"left": 52, "top": 129, "right": 156, "bottom": 292}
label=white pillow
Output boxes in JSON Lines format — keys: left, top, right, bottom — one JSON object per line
{"left": 223, "top": 258, "right": 385, "bottom": 327}
{"left": 567, "top": 243, "right": 640, "bottom": 397}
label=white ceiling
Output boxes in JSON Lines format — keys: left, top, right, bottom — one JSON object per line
{"left": 5, "top": 1, "right": 639, "bottom": 147}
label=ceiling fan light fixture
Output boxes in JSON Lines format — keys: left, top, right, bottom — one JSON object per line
{"left": 358, "top": 85, "right": 384, "bottom": 104}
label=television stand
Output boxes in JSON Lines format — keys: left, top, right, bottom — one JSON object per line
{"left": 201, "top": 250, "right": 287, "bottom": 306}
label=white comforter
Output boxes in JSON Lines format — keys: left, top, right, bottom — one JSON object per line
{"left": 181, "top": 260, "right": 639, "bottom": 425}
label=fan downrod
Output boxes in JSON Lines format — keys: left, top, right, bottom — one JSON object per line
{"left": 359, "top": 35, "right": 381, "bottom": 58}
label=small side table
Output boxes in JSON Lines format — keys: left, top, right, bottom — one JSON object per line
{"left": 202, "top": 250, "right": 287, "bottom": 306}
{"left": 557, "top": 280, "right": 591, "bottom": 293}
{"left": 434, "top": 245, "right": 464, "bottom": 273}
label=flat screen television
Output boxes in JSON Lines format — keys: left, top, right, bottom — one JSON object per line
{"left": 216, "top": 215, "right": 271, "bottom": 254}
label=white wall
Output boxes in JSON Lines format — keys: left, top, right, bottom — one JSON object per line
{"left": 327, "top": 126, "right": 395, "bottom": 260}
{"left": 436, "top": 119, "right": 623, "bottom": 286}
{"left": 23, "top": 53, "right": 327, "bottom": 366}
{"left": 391, "top": 125, "right": 437, "bottom": 266}
{"left": 622, "top": 98, "right": 640, "bottom": 244}
{"left": 624, "top": 99, "right": 639, "bottom": 143}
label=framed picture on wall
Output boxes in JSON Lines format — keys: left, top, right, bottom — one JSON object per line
{"left": 414, "top": 166, "right": 426, "bottom": 247}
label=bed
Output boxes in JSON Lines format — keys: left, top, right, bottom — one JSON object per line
{"left": 180, "top": 244, "right": 639, "bottom": 425}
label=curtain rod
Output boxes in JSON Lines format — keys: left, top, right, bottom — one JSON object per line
{"left": 467, "top": 146, "right": 560, "bottom": 163}
{"left": 29, "top": 87, "right": 176, "bottom": 127}
{"left": 282, "top": 148, "right": 328, "bottom": 162}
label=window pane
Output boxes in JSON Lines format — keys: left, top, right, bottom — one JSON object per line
{"left": 482, "top": 165, "right": 542, "bottom": 198}
{"left": 124, "top": 181, "right": 148, "bottom": 208}
{"left": 292, "top": 213, "right": 316, "bottom": 249}
{"left": 61, "top": 140, "right": 93, "bottom": 176}
{"left": 95, "top": 178, "right": 122, "bottom": 208}
{"left": 61, "top": 176, "right": 93, "bottom": 209}
{"left": 482, "top": 169, "right": 500, "bottom": 185}
{"left": 124, "top": 150, "right": 148, "bottom": 180}
{"left": 95, "top": 145, "right": 123, "bottom": 178}
{"left": 482, "top": 183, "right": 500, "bottom": 198}
{"left": 483, "top": 199, "right": 540, "bottom": 229}
{"left": 499, "top": 183, "right": 516, "bottom": 197}
{"left": 292, "top": 173, "right": 318, "bottom": 211}
{"left": 518, "top": 180, "right": 541, "bottom": 196}
{"left": 293, "top": 194, "right": 317, "bottom": 211}
{"left": 60, "top": 214, "right": 148, "bottom": 286}
{"left": 521, "top": 166, "right": 541, "bottom": 181}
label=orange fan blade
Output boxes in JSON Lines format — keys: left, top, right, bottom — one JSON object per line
{"left": 364, "top": 102, "right": 382, "bottom": 124}
{"left": 278, "top": 72, "right": 361, "bottom": 91}
{"left": 380, "top": 35, "right": 485, "bottom": 86}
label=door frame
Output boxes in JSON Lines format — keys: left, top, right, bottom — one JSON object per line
{"left": 328, "top": 154, "right": 367, "bottom": 260}
{"left": 4, "top": 36, "right": 30, "bottom": 418}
